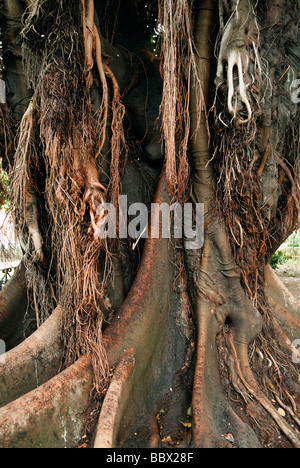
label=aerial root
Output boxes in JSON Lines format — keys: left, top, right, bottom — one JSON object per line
{"left": 257, "top": 143, "right": 271, "bottom": 178}
{"left": 24, "top": 184, "right": 44, "bottom": 264}
{"left": 92, "top": 23, "right": 109, "bottom": 158}
{"left": 13, "top": 101, "right": 45, "bottom": 263}
{"left": 81, "top": 0, "right": 95, "bottom": 89}
{"left": 227, "top": 49, "right": 252, "bottom": 124}
{"left": 279, "top": 159, "right": 300, "bottom": 224}
{"left": 225, "top": 331, "right": 300, "bottom": 448}
{"left": 81, "top": 0, "right": 110, "bottom": 158}
{"left": 79, "top": 2, "right": 126, "bottom": 239}
{"left": 216, "top": 0, "right": 262, "bottom": 125}
{"left": 94, "top": 350, "right": 135, "bottom": 448}
{"left": 84, "top": 182, "right": 107, "bottom": 242}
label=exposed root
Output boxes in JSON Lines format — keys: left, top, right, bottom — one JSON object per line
{"left": 72, "top": 130, "right": 107, "bottom": 242}
{"left": 0, "top": 307, "right": 63, "bottom": 408}
{"left": 81, "top": 0, "right": 95, "bottom": 89}
{"left": 0, "top": 262, "right": 31, "bottom": 349}
{"left": 24, "top": 183, "right": 44, "bottom": 264}
{"left": 225, "top": 331, "right": 300, "bottom": 448}
{"left": 216, "top": 0, "right": 262, "bottom": 125}
{"left": 19, "top": 0, "right": 111, "bottom": 392}
{"left": 2, "top": 0, "right": 299, "bottom": 451}
{"left": 227, "top": 48, "right": 252, "bottom": 124}
{"left": 190, "top": 0, "right": 300, "bottom": 450}
{"left": 278, "top": 159, "right": 300, "bottom": 224}
{"left": 84, "top": 181, "right": 107, "bottom": 242}
{"left": 269, "top": 311, "right": 300, "bottom": 359}
{"left": 268, "top": 295, "right": 300, "bottom": 343}
{"left": 0, "top": 173, "right": 190, "bottom": 449}
{"left": 265, "top": 265, "right": 300, "bottom": 322}
{"left": 0, "top": 356, "right": 93, "bottom": 448}
{"left": 94, "top": 350, "right": 135, "bottom": 448}
{"left": 92, "top": 23, "right": 109, "bottom": 158}
{"left": 189, "top": 0, "right": 263, "bottom": 449}
{"left": 158, "top": 0, "right": 199, "bottom": 197}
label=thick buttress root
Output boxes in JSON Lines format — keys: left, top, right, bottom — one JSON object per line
{"left": 265, "top": 264, "right": 300, "bottom": 322}
{"left": 0, "top": 173, "right": 191, "bottom": 448}
{"left": 0, "top": 262, "right": 34, "bottom": 349}
{"left": 94, "top": 350, "right": 136, "bottom": 448}
{"left": 0, "top": 307, "right": 63, "bottom": 408}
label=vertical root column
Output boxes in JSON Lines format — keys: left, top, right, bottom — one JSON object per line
{"left": 79, "top": 1, "right": 126, "bottom": 240}
{"left": 13, "top": 100, "right": 44, "bottom": 264}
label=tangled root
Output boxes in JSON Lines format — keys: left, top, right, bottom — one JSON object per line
{"left": 216, "top": 0, "right": 262, "bottom": 125}
{"left": 223, "top": 330, "right": 300, "bottom": 448}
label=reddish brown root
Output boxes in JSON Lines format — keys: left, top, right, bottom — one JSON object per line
{"left": 81, "top": 0, "right": 95, "bottom": 89}
{"left": 0, "top": 307, "right": 63, "bottom": 408}
{"left": 0, "top": 173, "right": 181, "bottom": 448}
{"left": 269, "top": 311, "right": 300, "bottom": 359}
{"left": 0, "top": 356, "right": 93, "bottom": 448}
{"left": 229, "top": 333, "right": 300, "bottom": 448}
{"left": 192, "top": 298, "right": 261, "bottom": 448}
{"left": 216, "top": 0, "right": 262, "bottom": 125}
{"left": 94, "top": 350, "right": 135, "bottom": 448}
{"left": 268, "top": 295, "right": 300, "bottom": 342}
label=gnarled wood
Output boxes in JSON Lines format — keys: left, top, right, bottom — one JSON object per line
{"left": 0, "top": 307, "right": 63, "bottom": 408}
{"left": 94, "top": 350, "right": 135, "bottom": 448}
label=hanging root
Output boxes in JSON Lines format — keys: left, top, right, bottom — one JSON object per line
{"left": 13, "top": 100, "right": 44, "bottom": 263}
{"left": 224, "top": 330, "right": 300, "bottom": 448}
{"left": 24, "top": 183, "right": 44, "bottom": 263}
{"left": 278, "top": 159, "right": 300, "bottom": 224}
{"left": 92, "top": 23, "right": 109, "bottom": 158}
{"left": 79, "top": 1, "right": 126, "bottom": 239}
{"left": 82, "top": 0, "right": 109, "bottom": 158}
{"left": 158, "top": 0, "right": 199, "bottom": 197}
{"left": 81, "top": 0, "right": 95, "bottom": 89}
{"left": 18, "top": 0, "right": 116, "bottom": 392}
{"left": 216, "top": 0, "right": 262, "bottom": 125}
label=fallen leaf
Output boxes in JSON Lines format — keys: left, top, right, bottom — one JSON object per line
{"left": 181, "top": 421, "right": 192, "bottom": 428}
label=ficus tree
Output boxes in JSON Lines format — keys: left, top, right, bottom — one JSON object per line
{"left": 0, "top": 0, "right": 299, "bottom": 449}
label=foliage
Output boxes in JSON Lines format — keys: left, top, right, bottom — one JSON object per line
{"left": 270, "top": 251, "right": 286, "bottom": 270}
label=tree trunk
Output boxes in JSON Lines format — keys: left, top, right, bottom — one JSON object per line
{"left": 0, "top": 0, "right": 299, "bottom": 449}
